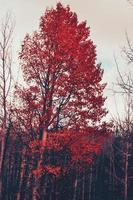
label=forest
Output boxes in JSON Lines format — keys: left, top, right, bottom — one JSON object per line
{"left": 0, "top": 1, "right": 133, "bottom": 200}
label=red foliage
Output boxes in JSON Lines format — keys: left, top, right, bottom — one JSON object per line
{"left": 32, "top": 166, "right": 61, "bottom": 178}
{"left": 13, "top": 3, "right": 110, "bottom": 172}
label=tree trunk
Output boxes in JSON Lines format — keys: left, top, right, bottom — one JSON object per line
{"left": 124, "top": 141, "right": 129, "bottom": 200}
{"left": 88, "top": 165, "right": 92, "bottom": 200}
{"left": 16, "top": 149, "right": 26, "bottom": 200}
{"left": 73, "top": 172, "right": 78, "bottom": 200}
{"left": 32, "top": 129, "right": 47, "bottom": 200}
{"left": 82, "top": 169, "right": 85, "bottom": 200}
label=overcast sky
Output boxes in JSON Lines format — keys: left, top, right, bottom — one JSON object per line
{"left": 0, "top": 0, "right": 133, "bottom": 118}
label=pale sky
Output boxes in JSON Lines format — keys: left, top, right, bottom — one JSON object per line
{"left": 0, "top": 0, "right": 133, "bottom": 119}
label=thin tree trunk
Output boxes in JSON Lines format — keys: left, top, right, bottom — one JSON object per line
{"left": 124, "top": 141, "right": 129, "bottom": 200}
{"left": 88, "top": 165, "right": 92, "bottom": 200}
{"left": 82, "top": 169, "right": 85, "bottom": 200}
{"left": 73, "top": 172, "right": 78, "bottom": 200}
{"left": 0, "top": 137, "right": 5, "bottom": 198}
{"left": 16, "top": 149, "right": 26, "bottom": 200}
{"left": 0, "top": 14, "right": 13, "bottom": 198}
{"left": 0, "top": 123, "right": 11, "bottom": 199}
{"left": 32, "top": 129, "right": 47, "bottom": 200}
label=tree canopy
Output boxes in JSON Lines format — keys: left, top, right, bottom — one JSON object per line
{"left": 13, "top": 3, "right": 109, "bottom": 169}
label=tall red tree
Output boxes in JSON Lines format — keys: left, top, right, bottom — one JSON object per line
{"left": 14, "top": 3, "right": 109, "bottom": 171}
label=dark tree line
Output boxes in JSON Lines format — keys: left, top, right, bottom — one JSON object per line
{"left": 0, "top": 125, "right": 133, "bottom": 200}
